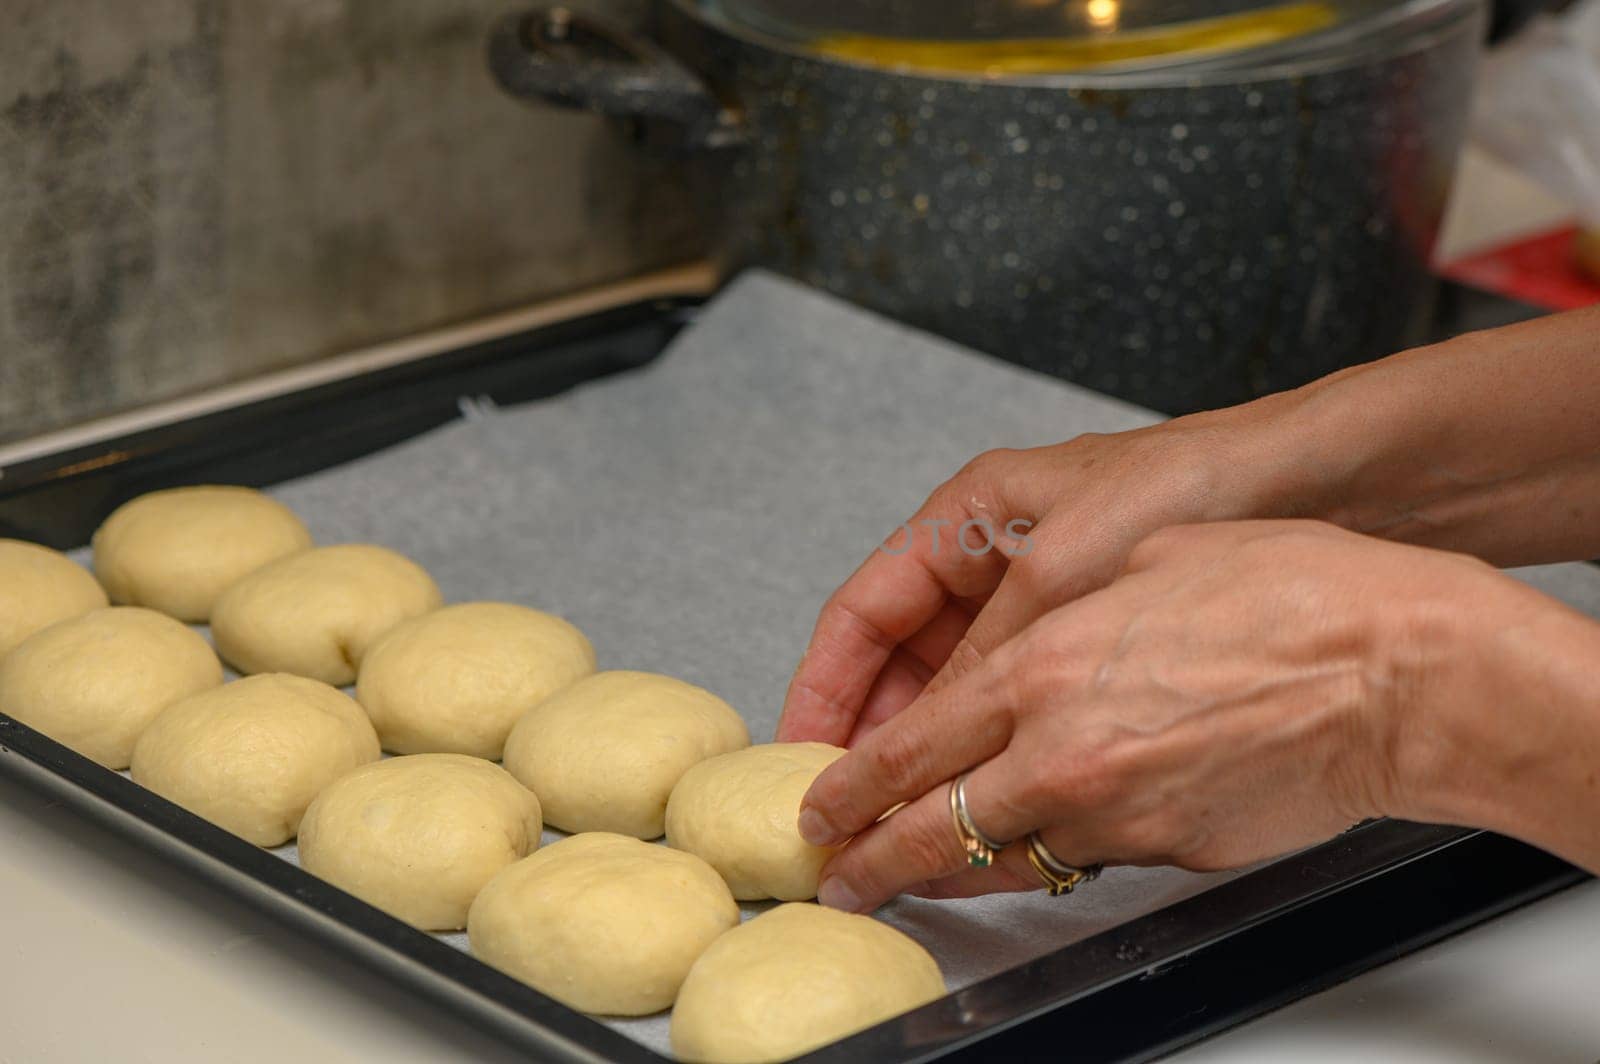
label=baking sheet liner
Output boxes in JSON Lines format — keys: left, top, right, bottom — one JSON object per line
{"left": 83, "top": 270, "right": 1600, "bottom": 1055}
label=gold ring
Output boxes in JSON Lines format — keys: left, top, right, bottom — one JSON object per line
{"left": 949, "top": 774, "right": 1008, "bottom": 869}
{"left": 1025, "top": 832, "right": 1102, "bottom": 896}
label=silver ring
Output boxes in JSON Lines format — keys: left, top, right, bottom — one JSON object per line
{"left": 950, "top": 773, "right": 1009, "bottom": 868}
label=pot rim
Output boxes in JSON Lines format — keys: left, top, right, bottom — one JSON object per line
{"left": 667, "top": 0, "right": 1485, "bottom": 88}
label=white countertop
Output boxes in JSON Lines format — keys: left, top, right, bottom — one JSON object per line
{"left": 0, "top": 772, "right": 525, "bottom": 1064}
{"left": 1175, "top": 876, "right": 1600, "bottom": 1063}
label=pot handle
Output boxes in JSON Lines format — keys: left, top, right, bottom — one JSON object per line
{"left": 488, "top": 7, "right": 740, "bottom": 148}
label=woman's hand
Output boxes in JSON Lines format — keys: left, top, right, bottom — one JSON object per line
{"left": 775, "top": 413, "right": 1294, "bottom": 748}
{"left": 796, "top": 520, "right": 1597, "bottom": 912}
{"left": 777, "top": 307, "right": 1600, "bottom": 754}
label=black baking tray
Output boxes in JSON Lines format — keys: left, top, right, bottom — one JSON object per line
{"left": 0, "top": 288, "right": 1585, "bottom": 1063}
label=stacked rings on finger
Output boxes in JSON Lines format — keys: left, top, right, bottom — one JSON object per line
{"left": 949, "top": 774, "right": 1009, "bottom": 868}
{"left": 1026, "top": 833, "right": 1103, "bottom": 896}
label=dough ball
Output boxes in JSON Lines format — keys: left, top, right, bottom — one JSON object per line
{"left": 357, "top": 602, "right": 594, "bottom": 759}
{"left": 467, "top": 832, "right": 738, "bottom": 1015}
{"left": 131, "top": 673, "right": 381, "bottom": 846}
{"left": 0, "top": 539, "right": 108, "bottom": 659}
{"left": 666, "top": 742, "right": 846, "bottom": 901}
{"left": 211, "top": 544, "right": 442, "bottom": 685}
{"left": 92, "top": 486, "right": 313, "bottom": 622}
{"left": 502, "top": 671, "right": 750, "bottom": 839}
{"left": 299, "top": 754, "right": 542, "bottom": 929}
{"left": 671, "top": 903, "right": 945, "bottom": 1063}
{"left": 0, "top": 607, "right": 222, "bottom": 768}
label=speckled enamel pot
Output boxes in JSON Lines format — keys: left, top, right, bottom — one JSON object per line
{"left": 494, "top": 1, "right": 1486, "bottom": 412}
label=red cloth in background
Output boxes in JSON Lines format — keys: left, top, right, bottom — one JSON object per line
{"left": 1437, "top": 225, "right": 1600, "bottom": 311}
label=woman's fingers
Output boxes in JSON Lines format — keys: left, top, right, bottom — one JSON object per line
{"left": 802, "top": 569, "right": 1161, "bottom": 846}
{"left": 906, "top": 862, "right": 1037, "bottom": 900}
{"left": 811, "top": 519, "right": 1467, "bottom": 912}
{"left": 906, "top": 852, "right": 1039, "bottom": 898}
{"left": 815, "top": 751, "right": 1040, "bottom": 913}
{"left": 808, "top": 569, "right": 1194, "bottom": 908}
{"left": 798, "top": 650, "right": 1020, "bottom": 847}
{"left": 776, "top": 550, "right": 950, "bottom": 746}
{"left": 845, "top": 598, "right": 983, "bottom": 743}
{"left": 918, "top": 509, "right": 1152, "bottom": 699}
{"left": 776, "top": 472, "right": 1023, "bottom": 745}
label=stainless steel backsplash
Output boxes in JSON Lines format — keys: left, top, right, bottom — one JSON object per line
{"left": 0, "top": 0, "right": 703, "bottom": 443}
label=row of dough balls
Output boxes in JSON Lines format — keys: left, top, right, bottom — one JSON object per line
{"left": 0, "top": 488, "right": 946, "bottom": 1060}
{"left": 0, "top": 483, "right": 315, "bottom": 661}
{"left": 467, "top": 834, "right": 946, "bottom": 1064}
{"left": 0, "top": 488, "right": 837, "bottom": 870}
{"left": 303, "top": 753, "right": 943, "bottom": 1062}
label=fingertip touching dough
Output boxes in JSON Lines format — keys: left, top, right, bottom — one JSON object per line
{"left": 666, "top": 741, "right": 846, "bottom": 900}
{"left": 0, "top": 539, "right": 108, "bottom": 659}
{"left": 501, "top": 671, "right": 750, "bottom": 839}
{"left": 299, "top": 753, "right": 543, "bottom": 930}
{"left": 357, "top": 602, "right": 595, "bottom": 759}
{"left": 131, "top": 673, "right": 381, "bottom": 846}
{"left": 210, "top": 544, "right": 442, "bottom": 685}
{"left": 467, "top": 832, "right": 738, "bottom": 1015}
{"left": 0, "top": 607, "right": 222, "bottom": 769}
{"left": 92, "top": 486, "right": 313, "bottom": 622}
{"left": 671, "top": 903, "right": 946, "bottom": 1063}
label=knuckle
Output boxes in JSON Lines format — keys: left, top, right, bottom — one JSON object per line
{"left": 818, "top": 590, "right": 846, "bottom": 628}
{"left": 990, "top": 637, "right": 1042, "bottom": 706}
{"left": 825, "top": 592, "right": 898, "bottom": 653}
{"left": 1009, "top": 752, "right": 1064, "bottom": 817}
{"left": 1061, "top": 766, "right": 1121, "bottom": 814}
{"left": 1240, "top": 519, "right": 1339, "bottom": 556}
{"left": 861, "top": 731, "right": 923, "bottom": 798}
{"left": 1156, "top": 822, "right": 1226, "bottom": 871}
{"left": 1054, "top": 737, "right": 1139, "bottom": 812}
{"left": 1001, "top": 550, "right": 1052, "bottom": 597}
{"left": 1126, "top": 523, "right": 1195, "bottom": 569}
{"left": 899, "top": 806, "right": 964, "bottom": 875}
{"left": 1055, "top": 432, "right": 1108, "bottom": 462}
{"left": 1113, "top": 813, "right": 1186, "bottom": 859}
{"left": 961, "top": 447, "right": 1021, "bottom": 480}
{"left": 997, "top": 626, "right": 1074, "bottom": 705}
{"left": 939, "top": 635, "right": 988, "bottom": 685}
{"left": 836, "top": 805, "right": 959, "bottom": 899}
{"left": 949, "top": 449, "right": 1032, "bottom": 515}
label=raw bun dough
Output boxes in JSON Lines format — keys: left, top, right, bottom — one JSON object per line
{"left": 92, "top": 486, "right": 313, "bottom": 622}
{"left": 666, "top": 741, "right": 846, "bottom": 900}
{"left": 131, "top": 673, "right": 381, "bottom": 846}
{"left": 0, "top": 539, "right": 108, "bottom": 658}
{"left": 211, "top": 544, "right": 442, "bottom": 685}
{"left": 357, "top": 602, "right": 595, "bottom": 758}
{"left": 672, "top": 903, "right": 945, "bottom": 1064}
{"left": 502, "top": 671, "right": 750, "bottom": 838}
{"left": 299, "top": 754, "right": 542, "bottom": 929}
{"left": 0, "top": 607, "right": 222, "bottom": 768}
{"left": 467, "top": 832, "right": 738, "bottom": 1015}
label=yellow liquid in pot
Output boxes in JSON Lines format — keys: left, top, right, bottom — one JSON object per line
{"left": 811, "top": 1, "right": 1338, "bottom": 75}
